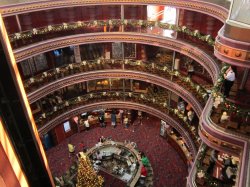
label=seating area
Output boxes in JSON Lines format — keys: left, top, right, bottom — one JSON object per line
{"left": 196, "top": 146, "right": 239, "bottom": 187}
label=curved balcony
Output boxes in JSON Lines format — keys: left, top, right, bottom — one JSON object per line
{"left": 188, "top": 143, "right": 242, "bottom": 187}
{"left": 36, "top": 90, "right": 199, "bottom": 156}
{"left": 13, "top": 32, "right": 219, "bottom": 83}
{"left": 199, "top": 96, "right": 250, "bottom": 187}
{"left": 10, "top": 20, "right": 215, "bottom": 50}
{"left": 25, "top": 59, "right": 210, "bottom": 105}
{"left": 214, "top": 26, "right": 250, "bottom": 68}
{"left": 27, "top": 69, "right": 205, "bottom": 118}
{"left": 0, "top": 0, "right": 229, "bottom": 22}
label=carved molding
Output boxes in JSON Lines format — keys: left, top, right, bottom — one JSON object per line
{"left": 214, "top": 26, "right": 250, "bottom": 68}
{"left": 214, "top": 41, "right": 250, "bottom": 68}
{"left": 0, "top": 0, "right": 228, "bottom": 22}
{"left": 14, "top": 33, "right": 219, "bottom": 82}
{"left": 38, "top": 101, "right": 198, "bottom": 156}
{"left": 28, "top": 70, "right": 203, "bottom": 116}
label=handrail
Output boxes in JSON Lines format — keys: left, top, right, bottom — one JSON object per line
{"left": 200, "top": 96, "right": 250, "bottom": 187}
{"left": 9, "top": 19, "right": 215, "bottom": 47}
{"left": 27, "top": 70, "right": 204, "bottom": 118}
{"left": 14, "top": 33, "right": 220, "bottom": 83}
{"left": 37, "top": 94, "right": 199, "bottom": 157}
{"left": 25, "top": 59, "right": 210, "bottom": 103}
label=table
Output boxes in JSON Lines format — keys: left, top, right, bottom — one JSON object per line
{"left": 86, "top": 141, "right": 142, "bottom": 187}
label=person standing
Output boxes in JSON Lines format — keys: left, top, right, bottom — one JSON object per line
{"left": 187, "top": 62, "right": 194, "bottom": 78}
{"left": 119, "top": 109, "right": 124, "bottom": 125}
{"left": 124, "top": 115, "right": 129, "bottom": 128}
{"left": 68, "top": 142, "right": 75, "bottom": 158}
{"left": 111, "top": 110, "right": 117, "bottom": 128}
{"left": 223, "top": 66, "right": 236, "bottom": 98}
{"left": 138, "top": 110, "right": 142, "bottom": 125}
{"left": 99, "top": 114, "right": 105, "bottom": 128}
{"left": 84, "top": 119, "right": 90, "bottom": 131}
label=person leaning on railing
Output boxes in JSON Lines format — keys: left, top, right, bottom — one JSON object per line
{"left": 223, "top": 66, "right": 236, "bottom": 98}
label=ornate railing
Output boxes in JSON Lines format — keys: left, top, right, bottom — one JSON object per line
{"left": 24, "top": 59, "right": 210, "bottom": 104}
{"left": 36, "top": 90, "right": 199, "bottom": 155}
{"left": 188, "top": 144, "right": 239, "bottom": 187}
{"left": 13, "top": 33, "right": 219, "bottom": 84}
{"left": 209, "top": 65, "right": 250, "bottom": 137}
{"left": 9, "top": 19, "right": 215, "bottom": 49}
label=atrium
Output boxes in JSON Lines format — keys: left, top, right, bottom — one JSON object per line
{"left": 0, "top": 0, "right": 249, "bottom": 187}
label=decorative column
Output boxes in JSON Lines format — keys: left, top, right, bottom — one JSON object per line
{"left": 15, "top": 15, "right": 22, "bottom": 32}
{"left": 121, "top": 5, "right": 124, "bottom": 32}
{"left": 73, "top": 45, "right": 81, "bottom": 64}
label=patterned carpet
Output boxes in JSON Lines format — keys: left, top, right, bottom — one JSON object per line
{"left": 46, "top": 116, "right": 188, "bottom": 187}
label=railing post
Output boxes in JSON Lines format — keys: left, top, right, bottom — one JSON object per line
{"left": 121, "top": 5, "right": 124, "bottom": 32}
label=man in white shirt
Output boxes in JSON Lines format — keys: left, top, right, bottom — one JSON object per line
{"left": 223, "top": 66, "right": 236, "bottom": 98}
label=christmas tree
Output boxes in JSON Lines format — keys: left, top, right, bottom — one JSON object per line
{"left": 76, "top": 154, "right": 104, "bottom": 187}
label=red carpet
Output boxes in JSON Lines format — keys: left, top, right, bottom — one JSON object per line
{"left": 46, "top": 116, "right": 188, "bottom": 187}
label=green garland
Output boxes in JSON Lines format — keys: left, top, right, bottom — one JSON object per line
{"left": 25, "top": 59, "right": 208, "bottom": 102}
{"left": 10, "top": 19, "right": 215, "bottom": 46}
{"left": 196, "top": 145, "right": 221, "bottom": 187}
{"left": 212, "top": 64, "right": 250, "bottom": 118}
{"left": 36, "top": 90, "right": 199, "bottom": 143}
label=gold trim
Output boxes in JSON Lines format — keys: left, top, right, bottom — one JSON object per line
{"left": 0, "top": 119, "right": 29, "bottom": 187}
{"left": 0, "top": 13, "right": 55, "bottom": 187}
{"left": 0, "top": 0, "right": 228, "bottom": 21}
{"left": 215, "top": 40, "right": 250, "bottom": 62}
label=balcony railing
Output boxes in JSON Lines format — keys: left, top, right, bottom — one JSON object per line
{"left": 24, "top": 59, "right": 210, "bottom": 106}
{"left": 209, "top": 65, "right": 250, "bottom": 137}
{"left": 35, "top": 90, "right": 200, "bottom": 148}
{"left": 188, "top": 143, "right": 240, "bottom": 187}
{"left": 9, "top": 19, "right": 215, "bottom": 51}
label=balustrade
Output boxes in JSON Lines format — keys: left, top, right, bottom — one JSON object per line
{"left": 9, "top": 19, "right": 215, "bottom": 51}
{"left": 24, "top": 59, "right": 209, "bottom": 106}
{"left": 208, "top": 64, "right": 250, "bottom": 137}
{"left": 191, "top": 144, "right": 240, "bottom": 187}
{"left": 34, "top": 90, "right": 200, "bottom": 148}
